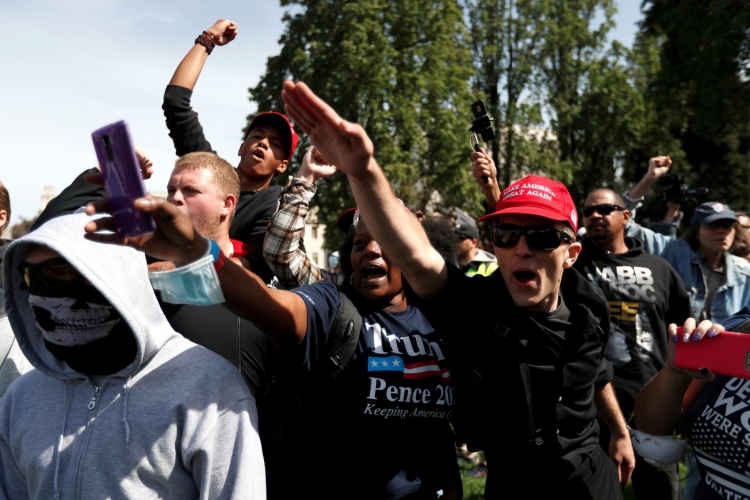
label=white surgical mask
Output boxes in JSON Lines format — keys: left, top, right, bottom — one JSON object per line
{"left": 329, "top": 253, "right": 340, "bottom": 269}
{"left": 629, "top": 426, "right": 688, "bottom": 467}
{"left": 28, "top": 294, "right": 121, "bottom": 346}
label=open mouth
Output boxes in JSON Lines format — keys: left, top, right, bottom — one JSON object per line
{"left": 513, "top": 270, "right": 536, "bottom": 286}
{"left": 362, "top": 265, "right": 387, "bottom": 282}
{"left": 251, "top": 148, "right": 265, "bottom": 162}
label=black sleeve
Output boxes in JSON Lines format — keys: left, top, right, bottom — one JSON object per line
{"left": 414, "top": 264, "right": 479, "bottom": 334}
{"left": 162, "top": 85, "right": 215, "bottom": 156}
{"left": 594, "top": 310, "right": 614, "bottom": 388}
{"left": 595, "top": 358, "right": 614, "bottom": 388}
{"left": 666, "top": 267, "right": 692, "bottom": 325}
{"left": 31, "top": 168, "right": 105, "bottom": 231}
{"left": 230, "top": 187, "right": 282, "bottom": 284}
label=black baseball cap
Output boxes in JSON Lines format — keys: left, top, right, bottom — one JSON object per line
{"left": 454, "top": 224, "right": 479, "bottom": 240}
{"left": 690, "top": 202, "right": 737, "bottom": 225}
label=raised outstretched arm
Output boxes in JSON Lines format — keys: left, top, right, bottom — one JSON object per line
{"left": 280, "top": 81, "right": 447, "bottom": 298}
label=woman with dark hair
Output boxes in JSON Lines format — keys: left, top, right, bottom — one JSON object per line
{"left": 625, "top": 200, "right": 750, "bottom": 324}
{"left": 623, "top": 157, "right": 750, "bottom": 324}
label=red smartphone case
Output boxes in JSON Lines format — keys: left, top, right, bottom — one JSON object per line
{"left": 673, "top": 327, "right": 750, "bottom": 379}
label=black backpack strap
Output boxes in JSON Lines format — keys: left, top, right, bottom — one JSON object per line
{"left": 323, "top": 285, "right": 363, "bottom": 382}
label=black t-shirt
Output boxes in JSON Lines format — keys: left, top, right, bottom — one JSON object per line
{"left": 528, "top": 293, "right": 571, "bottom": 335}
{"left": 229, "top": 187, "right": 281, "bottom": 284}
{"left": 417, "top": 264, "right": 611, "bottom": 494}
{"left": 292, "top": 281, "right": 455, "bottom": 499}
{"left": 574, "top": 237, "right": 691, "bottom": 407}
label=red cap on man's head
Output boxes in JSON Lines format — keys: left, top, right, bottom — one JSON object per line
{"left": 246, "top": 111, "right": 300, "bottom": 162}
{"left": 478, "top": 174, "right": 578, "bottom": 231}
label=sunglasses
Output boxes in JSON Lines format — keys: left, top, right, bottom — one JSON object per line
{"left": 581, "top": 204, "right": 625, "bottom": 217}
{"left": 492, "top": 225, "right": 573, "bottom": 251}
{"left": 19, "top": 258, "right": 83, "bottom": 291}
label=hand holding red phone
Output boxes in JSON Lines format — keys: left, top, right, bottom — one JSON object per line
{"left": 669, "top": 318, "right": 727, "bottom": 381}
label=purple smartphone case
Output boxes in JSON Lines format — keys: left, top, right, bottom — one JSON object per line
{"left": 91, "top": 121, "right": 155, "bottom": 238}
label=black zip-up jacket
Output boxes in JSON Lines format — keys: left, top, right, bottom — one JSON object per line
{"left": 419, "top": 264, "right": 613, "bottom": 497}
{"left": 162, "top": 84, "right": 280, "bottom": 284}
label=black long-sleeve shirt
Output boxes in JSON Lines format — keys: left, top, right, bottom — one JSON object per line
{"left": 162, "top": 84, "right": 280, "bottom": 284}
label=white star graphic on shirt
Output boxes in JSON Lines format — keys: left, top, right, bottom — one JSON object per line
{"left": 381, "top": 360, "right": 389, "bottom": 367}
{"left": 371, "top": 360, "right": 379, "bottom": 367}
{"left": 392, "top": 359, "right": 401, "bottom": 367}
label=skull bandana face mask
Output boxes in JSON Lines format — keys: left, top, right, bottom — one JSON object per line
{"left": 28, "top": 295, "right": 121, "bottom": 346}
{"left": 21, "top": 258, "right": 122, "bottom": 347}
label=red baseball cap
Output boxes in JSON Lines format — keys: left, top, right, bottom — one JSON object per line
{"left": 478, "top": 174, "right": 578, "bottom": 231}
{"left": 246, "top": 111, "right": 299, "bottom": 162}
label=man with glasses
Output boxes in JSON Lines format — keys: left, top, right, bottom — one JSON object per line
{"left": 575, "top": 188, "right": 692, "bottom": 500}
{"left": 368, "top": 171, "right": 622, "bottom": 498}
{"left": 0, "top": 213, "right": 265, "bottom": 499}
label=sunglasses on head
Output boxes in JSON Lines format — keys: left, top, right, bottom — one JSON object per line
{"left": 492, "top": 225, "right": 573, "bottom": 251}
{"left": 19, "top": 258, "right": 83, "bottom": 291}
{"left": 581, "top": 204, "right": 625, "bottom": 217}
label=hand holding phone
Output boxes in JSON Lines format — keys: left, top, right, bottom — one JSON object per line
{"left": 673, "top": 326, "right": 750, "bottom": 379}
{"left": 91, "top": 121, "right": 156, "bottom": 238}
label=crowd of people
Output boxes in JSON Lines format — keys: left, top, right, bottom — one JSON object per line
{"left": 1, "top": 18, "right": 749, "bottom": 500}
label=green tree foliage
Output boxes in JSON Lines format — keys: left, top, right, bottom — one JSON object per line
{"left": 250, "top": 0, "right": 750, "bottom": 241}
{"left": 468, "top": 0, "right": 547, "bottom": 187}
{"left": 641, "top": 0, "right": 750, "bottom": 211}
{"left": 533, "top": 0, "right": 647, "bottom": 204}
{"left": 470, "top": 0, "right": 653, "bottom": 205}
{"left": 249, "top": 0, "right": 478, "bottom": 248}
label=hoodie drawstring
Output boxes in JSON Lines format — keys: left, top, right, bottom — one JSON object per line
{"left": 122, "top": 376, "right": 132, "bottom": 454}
{"left": 53, "top": 380, "right": 68, "bottom": 500}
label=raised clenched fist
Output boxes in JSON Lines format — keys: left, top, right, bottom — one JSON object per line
{"left": 647, "top": 156, "right": 672, "bottom": 180}
{"left": 205, "top": 19, "right": 238, "bottom": 46}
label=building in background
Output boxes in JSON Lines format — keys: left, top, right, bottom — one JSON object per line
{"left": 305, "top": 206, "right": 328, "bottom": 269}
{"left": 40, "top": 186, "right": 55, "bottom": 213}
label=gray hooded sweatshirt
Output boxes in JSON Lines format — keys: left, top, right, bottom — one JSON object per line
{"left": 0, "top": 294, "right": 34, "bottom": 397}
{"left": 0, "top": 213, "right": 265, "bottom": 499}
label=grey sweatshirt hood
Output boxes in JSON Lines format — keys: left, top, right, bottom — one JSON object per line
{"left": 0, "top": 213, "right": 264, "bottom": 500}
{"left": 3, "top": 212, "right": 178, "bottom": 379}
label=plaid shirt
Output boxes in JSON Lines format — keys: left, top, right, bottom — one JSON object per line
{"left": 263, "top": 177, "right": 345, "bottom": 289}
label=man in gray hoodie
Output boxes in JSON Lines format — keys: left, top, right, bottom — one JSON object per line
{"left": 0, "top": 212, "right": 265, "bottom": 499}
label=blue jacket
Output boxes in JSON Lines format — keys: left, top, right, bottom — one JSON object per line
{"left": 624, "top": 220, "right": 750, "bottom": 323}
